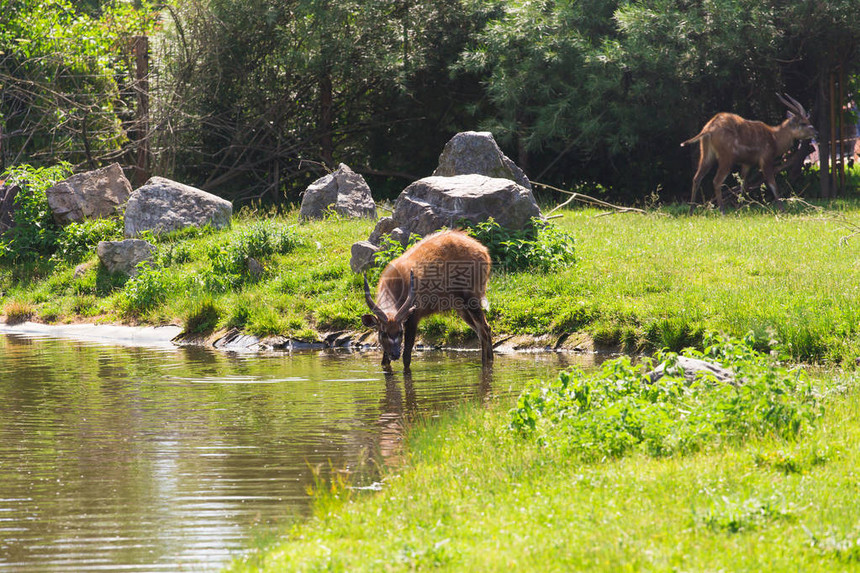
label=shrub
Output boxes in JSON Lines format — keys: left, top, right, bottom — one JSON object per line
{"left": 465, "top": 217, "right": 575, "bottom": 272}
{"left": 118, "top": 263, "right": 170, "bottom": 315}
{"left": 205, "top": 221, "right": 301, "bottom": 290}
{"left": 53, "top": 218, "right": 124, "bottom": 263}
{"left": 510, "top": 333, "right": 821, "bottom": 460}
{"left": 0, "top": 163, "right": 73, "bottom": 262}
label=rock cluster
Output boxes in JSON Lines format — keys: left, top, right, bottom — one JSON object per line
{"left": 26, "top": 164, "right": 236, "bottom": 276}
{"left": 350, "top": 131, "right": 542, "bottom": 273}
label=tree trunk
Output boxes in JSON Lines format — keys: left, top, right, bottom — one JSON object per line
{"left": 319, "top": 72, "right": 334, "bottom": 168}
{"left": 818, "top": 72, "right": 831, "bottom": 198}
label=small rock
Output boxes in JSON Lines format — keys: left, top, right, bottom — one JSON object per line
{"left": 247, "top": 257, "right": 265, "bottom": 279}
{"left": 73, "top": 262, "right": 94, "bottom": 278}
{"left": 647, "top": 356, "right": 735, "bottom": 385}
{"left": 97, "top": 239, "right": 156, "bottom": 276}
{"left": 350, "top": 240, "right": 381, "bottom": 274}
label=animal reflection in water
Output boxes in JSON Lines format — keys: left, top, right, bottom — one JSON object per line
{"left": 362, "top": 231, "right": 494, "bottom": 371}
{"left": 376, "top": 368, "right": 493, "bottom": 463}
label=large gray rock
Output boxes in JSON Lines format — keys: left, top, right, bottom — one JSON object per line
{"left": 46, "top": 163, "right": 132, "bottom": 226}
{"left": 350, "top": 174, "right": 542, "bottom": 272}
{"left": 300, "top": 163, "right": 377, "bottom": 220}
{"left": 97, "top": 239, "right": 156, "bottom": 276}
{"left": 433, "top": 131, "right": 531, "bottom": 190}
{"left": 124, "top": 177, "right": 232, "bottom": 237}
{"left": 386, "top": 174, "right": 540, "bottom": 238}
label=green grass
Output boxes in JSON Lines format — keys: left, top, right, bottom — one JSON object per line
{"left": 3, "top": 201, "right": 860, "bottom": 361}
{"left": 227, "top": 342, "right": 860, "bottom": 571}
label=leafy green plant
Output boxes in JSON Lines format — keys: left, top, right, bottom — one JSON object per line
{"left": 118, "top": 262, "right": 170, "bottom": 315}
{"left": 0, "top": 163, "right": 73, "bottom": 262}
{"left": 465, "top": 217, "right": 575, "bottom": 272}
{"left": 510, "top": 333, "right": 821, "bottom": 460}
{"left": 53, "top": 218, "right": 124, "bottom": 263}
{"left": 366, "top": 233, "right": 420, "bottom": 283}
{"left": 204, "top": 221, "right": 300, "bottom": 291}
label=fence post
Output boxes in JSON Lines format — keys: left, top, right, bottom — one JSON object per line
{"left": 132, "top": 35, "right": 151, "bottom": 187}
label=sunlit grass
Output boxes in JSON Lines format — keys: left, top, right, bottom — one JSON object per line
{"left": 3, "top": 201, "right": 860, "bottom": 361}
{"left": 228, "top": 366, "right": 860, "bottom": 572}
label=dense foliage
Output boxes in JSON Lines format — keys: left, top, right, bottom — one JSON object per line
{"left": 465, "top": 217, "right": 575, "bottom": 272}
{"left": 510, "top": 334, "right": 822, "bottom": 459}
{"left": 0, "top": 0, "right": 157, "bottom": 170}
{"left": 0, "top": 163, "right": 124, "bottom": 263}
{"left": 3, "top": 1, "right": 858, "bottom": 204}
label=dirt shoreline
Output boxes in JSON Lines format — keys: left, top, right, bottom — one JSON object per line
{"left": 0, "top": 321, "right": 183, "bottom": 348}
{"left": 0, "top": 320, "right": 596, "bottom": 354}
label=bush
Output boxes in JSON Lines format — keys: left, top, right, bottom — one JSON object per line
{"left": 0, "top": 163, "right": 72, "bottom": 262}
{"left": 118, "top": 263, "right": 170, "bottom": 315}
{"left": 53, "top": 218, "right": 124, "bottom": 263}
{"left": 510, "top": 333, "right": 821, "bottom": 460}
{"left": 465, "top": 217, "right": 575, "bottom": 272}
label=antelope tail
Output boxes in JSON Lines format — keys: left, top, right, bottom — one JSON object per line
{"left": 680, "top": 133, "right": 705, "bottom": 147}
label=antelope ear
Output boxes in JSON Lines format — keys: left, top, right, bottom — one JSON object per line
{"left": 361, "top": 314, "right": 379, "bottom": 328}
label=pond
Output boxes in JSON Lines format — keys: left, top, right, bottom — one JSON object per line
{"left": 0, "top": 326, "right": 594, "bottom": 571}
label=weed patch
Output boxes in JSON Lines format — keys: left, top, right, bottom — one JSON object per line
{"left": 699, "top": 494, "right": 797, "bottom": 533}
{"left": 510, "top": 334, "right": 821, "bottom": 460}
{"left": 118, "top": 263, "right": 171, "bottom": 316}
{"left": 3, "top": 300, "right": 33, "bottom": 324}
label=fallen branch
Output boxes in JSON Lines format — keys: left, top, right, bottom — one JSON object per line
{"left": 534, "top": 181, "right": 646, "bottom": 215}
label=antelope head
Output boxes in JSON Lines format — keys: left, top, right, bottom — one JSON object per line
{"left": 361, "top": 271, "right": 417, "bottom": 361}
{"left": 777, "top": 93, "right": 817, "bottom": 140}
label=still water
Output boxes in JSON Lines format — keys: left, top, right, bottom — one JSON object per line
{"left": 0, "top": 329, "right": 590, "bottom": 571}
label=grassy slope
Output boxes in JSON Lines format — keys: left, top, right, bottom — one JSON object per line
{"left": 228, "top": 378, "right": 860, "bottom": 572}
{"left": 2, "top": 203, "right": 860, "bottom": 362}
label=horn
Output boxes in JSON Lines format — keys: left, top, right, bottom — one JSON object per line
{"left": 394, "top": 270, "right": 417, "bottom": 323}
{"left": 785, "top": 93, "right": 808, "bottom": 117}
{"left": 363, "top": 273, "right": 386, "bottom": 321}
{"left": 777, "top": 93, "right": 807, "bottom": 117}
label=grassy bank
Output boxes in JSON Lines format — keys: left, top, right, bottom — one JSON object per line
{"left": 227, "top": 339, "right": 860, "bottom": 571}
{"left": 3, "top": 201, "right": 860, "bottom": 363}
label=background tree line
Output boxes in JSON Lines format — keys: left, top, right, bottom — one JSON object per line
{"left": 1, "top": 0, "right": 858, "bottom": 206}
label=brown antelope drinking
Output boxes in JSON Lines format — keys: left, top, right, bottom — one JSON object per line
{"left": 682, "top": 93, "right": 817, "bottom": 214}
{"left": 362, "top": 230, "right": 493, "bottom": 371}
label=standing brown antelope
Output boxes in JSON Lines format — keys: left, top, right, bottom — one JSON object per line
{"left": 682, "top": 94, "right": 817, "bottom": 214}
{"left": 362, "top": 230, "right": 493, "bottom": 370}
